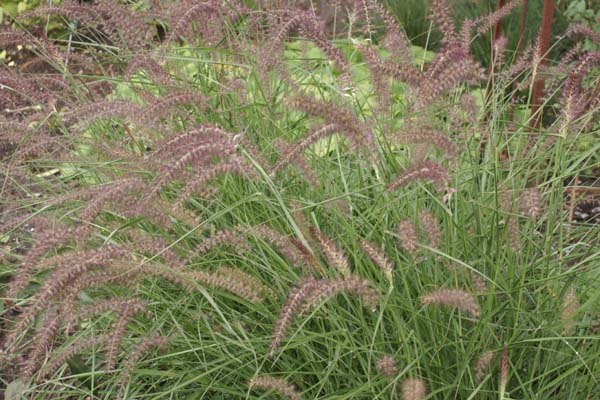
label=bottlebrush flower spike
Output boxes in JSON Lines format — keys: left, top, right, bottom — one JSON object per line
{"left": 238, "top": 135, "right": 269, "bottom": 171}
{"left": 555, "top": 43, "right": 584, "bottom": 77}
{"left": 62, "top": 100, "right": 143, "bottom": 129}
{"left": 559, "top": 52, "right": 600, "bottom": 127}
{"left": 260, "top": 10, "right": 350, "bottom": 84}
{"left": 117, "top": 334, "right": 169, "bottom": 398}
{"left": 146, "top": 124, "right": 233, "bottom": 164}
{"left": 420, "top": 288, "right": 481, "bottom": 318}
{"left": 2, "top": 246, "right": 130, "bottom": 355}
{"left": 401, "top": 378, "right": 427, "bottom": 400}
{"left": 4, "top": 225, "right": 80, "bottom": 301}
{"left": 125, "top": 54, "right": 175, "bottom": 86}
{"left": 566, "top": 23, "right": 600, "bottom": 46}
{"left": 418, "top": 57, "right": 484, "bottom": 108}
{"left": 273, "top": 138, "right": 321, "bottom": 187}
{"left": 78, "top": 178, "right": 145, "bottom": 227}
{"left": 36, "top": 335, "right": 109, "bottom": 381}
{"left": 298, "top": 276, "right": 379, "bottom": 314}
{"left": 191, "top": 269, "right": 264, "bottom": 303}
{"left": 109, "top": 262, "right": 264, "bottom": 303}
{"left": 163, "top": 0, "right": 248, "bottom": 48}
{"left": 20, "top": 308, "right": 61, "bottom": 379}
{"left": 137, "top": 90, "right": 209, "bottom": 126}
{"left": 429, "top": 0, "right": 458, "bottom": 46}
{"left": 289, "top": 238, "right": 324, "bottom": 274}
{"left": 244, "top": 225, "right": 308, "bottom": 269}
{"left": 397, "top": 219, "right": 418, "bottom": 258}
{"left": 175, "top": 160, "right": 247, "bottom": 206}
{"left": 387, "top": 161, "right": 450, "bottom": 192}
{"left": 473, "top": 0, "right": 523, "bottom": 36}
{"left": 271, "top": 124, "right": 342, "bottom": 177}
{"left": 368, "top": 1, "right": 412, "bottom": 59}
{"left": 65, "top": 299, "right": 149, "bottom": 339}
{"left": 376, "top": 354, "right": 398, "bottom": 377}
{"left": 249, "top": 376, "right": 300, "bottom": 400}
{"left": 419, "top": 211, "right": 441, "bottom": 250}
{"left": 394, "top": 131, "right": 458, "bottom": 161}
{"left": 104, "top": 300, "right": 150, "bottom": 370}
{"left": 309, "top": 226, "right": 351, "bottom": 277}
{"left": 0, "top": 25, "right": 63, "bottom": 62}
{"left": 357, "top": 43, "right": 419, "bottom": 84}
{"left": 217, "top": 266, "right": 271, "bottom": 299}
{"left": 519, "top": 187, "right": 542, "bottom": 218}
{"left": 27, "top": 0, "right": 151, "bottom": 51}
{"left": 359, "top": 239, "right": 394, "bottom": 282}
{"left": 269, "top": 276, "right": 319, "bottom": 358}
{"left": 355, "top": 0, "right": 376, "bottom": 38}
{"left": 561, "top": 286, "right": 579, "bottom": 336}
{"left": 502, "top": 188, "right": 521, "bottom": 252}
{"left": 163, "top": 1, "right": 219, "bottom": 44}
{"left": 475, "top": 350, "right": 496, "bottom": 380}
{"left": 126, "top": 230, "right": 182, "bottom": 265}
{"left": 470, "top": 271, "right": 488, "bottom": 293}
{"left": 61, "top": 272, "right": 138, "bottom": 333}
{"left": 286, "top": 96, "right": 376, "bottom": 159}
{"left": 357, "top": 44, "right": 392, "bottom": 111}
{"left": 500, "top": 345, "right": 509, "bottom": 399}
{"left": 141, "top": 134, "right": 237, "bottom": 206}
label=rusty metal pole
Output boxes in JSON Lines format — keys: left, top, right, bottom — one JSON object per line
{"left": 492, "top": 0, "right": 507, "bottom": 44}
{"left": 507, "top": 0, "right": 529, "bottom": 124}
{"left": 529, "top": 0, "right": 555, "bottom": 129}
{"left": 515, "top": 0, "right": 529, "bottom": 58}
{"left": 485, "top": 0, "right": 507, "bottom": 102}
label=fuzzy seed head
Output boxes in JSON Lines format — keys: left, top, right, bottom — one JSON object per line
{"left": 561, "top": 286, "right": 579, "bottom": 335}
{"left": 475, "top": 350, "right": 495, "bottom": 379}
{"left": 420, "top": 288, "right": 480, "bottom": 318}
{"left": 376, "top": 354, "right": 398, "bottom": 377}
{"left": 299, "top": 276, "right": 379, "bottom": 314}
{"left": 401, "top": 378, "right": 426, "bottom": 400}
{"left": 470, "top": 271, "right": 488, "bottom": 293}
{"left": 397, "top": 219, "right": 418, "bottom": 258}
{"left": 359, "top": 239, "right": 394, "bottom": 282}
{"left": 387, "top": 161, "right": 450, "bottom": 192}
{"left": 309, "top": 226, "right": 351, "bottom": 276}
{"left": 500, "top": 345, "right": 509, "bottom": 394}
{"left": 419, "top": 211, "right": 441, "bottom": 250}
{"left": 269, "top": 276, "right": 320, "bottom": 358}
{"left": 520, "top": 187, "right": 542, "bottom": 218}
{"left": 249, "top": 376, "right": 300, "bottom": 400}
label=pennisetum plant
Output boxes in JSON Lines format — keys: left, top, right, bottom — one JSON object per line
{"left": 0, "top": 0, "right": 598, "bottom": 398}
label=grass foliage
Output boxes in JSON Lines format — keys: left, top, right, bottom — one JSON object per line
{"left": 0, "top": 1, "right": 599, "bottom": 399}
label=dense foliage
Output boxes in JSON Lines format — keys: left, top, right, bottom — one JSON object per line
{"left": 1, "top": 1, "right": 599, "bottom": 399}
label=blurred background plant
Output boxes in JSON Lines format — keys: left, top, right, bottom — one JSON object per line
{"left": 562, "top": 0, "right": 600, "bottom": 50}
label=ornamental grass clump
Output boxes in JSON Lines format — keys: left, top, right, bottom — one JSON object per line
{"left": 0, "top": 0, "right": 598, "bottom": 398}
